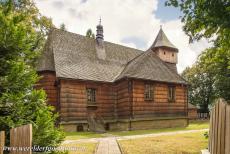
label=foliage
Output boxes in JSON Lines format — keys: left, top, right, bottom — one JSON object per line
{"left": 204, "top": 131, "right": 209, "bottom": 139}
{"left": 181, "top": 63, "right": 215, "bottom": 111}
{"left": 199, "top": 48, "right": 230, "bottom": 101}
{"left": 60, "top": 23, "right": 66, "bottom": 31}
{"left": 0, "top": 0, "right": 64, "bottom": 151}
{"left": 86, "top": 28, "right": 95, "bottom": 39}
{"left": 167, "top": 0, "right": 230, "bottom": 103}
{"left": 165, "top": 0, "right": 230, "bottom": 44}
{"left": 182, "top": 48, "right": 230, "bottom": 109}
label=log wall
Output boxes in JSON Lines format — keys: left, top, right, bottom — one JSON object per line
{"left": 155, "top": 47, "right": 178, "bottom": 64}
{"left": 37, "top": 74, "right": 188, "bottom": 122}
{"left": 132, "top": 80, "right": 187, "bottom": 118}
{"left": 60, "top": 80, "right": 116, "bottom": 122}
{"left": 36, "top": 71, "right": 58, "bottom": 109}
{"left": 115, "top": 80, "right": 131, "bottom": 119}
{"left": 188, "top": 108, "right": 198, "bottom": 119}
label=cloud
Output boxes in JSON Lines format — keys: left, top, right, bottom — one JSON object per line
{"left": 35, "top": 0, "right": 211, "bottom": 73}
{"left": 52, "top": 1, "right": 64, "bottom": 9}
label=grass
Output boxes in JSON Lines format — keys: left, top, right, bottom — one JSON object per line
{"left": 61, "top": 142, "right": 97, "bottom": 154}
{"left": 118, "top": 131, "right": 208, "bottom": 154}
{"left": 65, "top": 132, "right": 104, "bottom": 140}
{"left": 65, "top": 120, "right": 209, "bottom": 140}
{"left": 109, "top": 120, "right": 209, "bottom": 136}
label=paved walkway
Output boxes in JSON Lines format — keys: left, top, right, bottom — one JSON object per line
{"left": 95, "top": 137, "right": 121, "bottom": 154}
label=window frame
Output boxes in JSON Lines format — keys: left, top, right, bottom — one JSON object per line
{"left": 144, "top": 84, "right": 154, "bottom": 101}
{"left": 168, "top": 86, "right": 175, "bottom": 102}
{"left": 86, "top": 88, "right": 96, "bottom": 103}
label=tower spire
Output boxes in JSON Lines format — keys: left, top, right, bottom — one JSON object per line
{"left": 96, "top": 17, "right": 104, "bottom": 44}
{"left": 99, "top": 16, "right": 102, "bottom": 25}
{"left": 95, "top": 17, "right": 105, "bottom": 59}
{"left": 150, "top": 27, "right": 177, "bottom": 50}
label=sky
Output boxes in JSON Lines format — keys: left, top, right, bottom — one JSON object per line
{"left": 35, "top": 0, "right": 211, "bottom": 73}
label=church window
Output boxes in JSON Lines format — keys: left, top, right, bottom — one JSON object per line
{"left": 168, "top": 86, "right": 175, "bottom": 102}
{"left": 144, "top": 84, "right": 154, "bottom": 100}
{"left": 87, "top": 88, "right": 96, "bottom": 102}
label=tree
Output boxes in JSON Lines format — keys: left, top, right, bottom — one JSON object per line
{"left": 167, "top": 0, "right": 230, "bottom": 102}
{"left": 86, "top": 28, "right": 95, "bottom": 38}
{"left": 165, "top": 0, "right": 230, "bottom": 44}
{"left": 182, "top": 58, "right": 215, "bottom": 112}
{"left": 60, "top": 23, "right": 66, "bottom": 31}
{"left": 199, "top": 47, "right": 230, "bottom": 101}
{"left": 0, "top": 0, "right": 64, "bottom": 151}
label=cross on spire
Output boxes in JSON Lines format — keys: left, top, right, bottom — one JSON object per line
{"left": 99, "top": 17, "right": 102, "bottom": 25}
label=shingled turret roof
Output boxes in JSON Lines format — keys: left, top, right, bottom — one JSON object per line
{"left": 116, "top": 50, "right": 186, "bottom": 84}
{"left": 37, "top": 28, "right": 187, "bottom": 84}
{"left": 150, "top": 27, "right": 177, "bottom": 50}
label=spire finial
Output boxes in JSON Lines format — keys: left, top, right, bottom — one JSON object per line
{"left": 160, "top": 25, "right": 162, "bottom": 29}
{"left": 99, "top": 16, "right": 101, "bottom": 25}
{"left": 96, "top": 17, "right": 104, "bottom": 43}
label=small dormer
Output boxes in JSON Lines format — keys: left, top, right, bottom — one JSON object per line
{"left": 150, "top": 27, "right": 178, "bottom": 72}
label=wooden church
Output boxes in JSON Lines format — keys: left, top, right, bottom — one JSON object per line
{"left": 37, "top": 21, "right": 188, "bottom": 132}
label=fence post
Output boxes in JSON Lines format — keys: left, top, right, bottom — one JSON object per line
{"left": 10, "top": 124, "right": 32, "bottom": 154}
{"left": 0, "top": 131, "right": 5, "bottom": 154}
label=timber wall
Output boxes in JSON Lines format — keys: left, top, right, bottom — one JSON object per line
{"left": 115, "top": 80, "right": 131, "bottom": 119}
{"left": 36, "top": 71, "right": 58, "bottom": 109}
{"left": 188, "top": 108, "right": 198, "bottom": 119}
{"left": 132, "top": 80, "right": 187, "bottom": 118}
{"left": 60, "top": 80, "right": 115, "bottom": 122}
{"left": 37, "top": 73, "right": 189, "bottom": 131}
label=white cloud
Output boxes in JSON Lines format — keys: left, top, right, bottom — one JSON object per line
{"left": 35, "top": 0, "right": 211, "bottom": 73}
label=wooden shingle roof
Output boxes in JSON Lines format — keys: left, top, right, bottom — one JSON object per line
{"left": 37, "top": 28, "right": 187, "bottom": 84}
{"left": 150, "top": 28, "right": 177, "bottom": 50}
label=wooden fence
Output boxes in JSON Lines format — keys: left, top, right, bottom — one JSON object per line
{"left": 209, "top": 99, "right": 230, "bottom": 154}
{"left": 0, "top": 124, "right": 32, "bottom": 154}
{"left": 0, "top": 131, "right": 5, "bottom": 154}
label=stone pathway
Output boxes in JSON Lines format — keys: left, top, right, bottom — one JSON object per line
{"left": 95, "top": 137, "right": 121, "bottom": 154}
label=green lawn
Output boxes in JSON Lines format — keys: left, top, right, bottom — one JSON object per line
{"left": 109, "top": 120, "right": 209, "bottom": 136}
{"left": 118, "top": 131, "right": 208, "bottom": 154}
{"left": 65, "top": 132, "right": 104, "bottom": 140}
{"left": 65, "top": 120, "right": 209, "bottom": 140}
